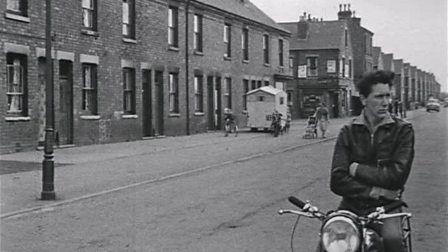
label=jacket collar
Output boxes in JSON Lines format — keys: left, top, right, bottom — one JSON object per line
{"left": 353, "top": 110, "right": 394, "bottom": 132}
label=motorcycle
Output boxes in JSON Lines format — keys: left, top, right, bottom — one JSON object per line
{"left": 224, "top": 118, "right": 238, "bottom": 137}
{"left": 278, "top": 196, "right": 412, "bottom": 252}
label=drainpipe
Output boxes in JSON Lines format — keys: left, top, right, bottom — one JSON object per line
{"left": 185, "top": 0, "right": 191, "bottom": 135}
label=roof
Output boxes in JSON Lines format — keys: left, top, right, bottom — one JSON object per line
{"left": 279, "top": 20, "right": 346, "bottom": 50}
{"left": 195, "top": 0, "right": 290, "bottom": 34}
{"left": 247, "top": 85, "right": 285, "bottom": 96}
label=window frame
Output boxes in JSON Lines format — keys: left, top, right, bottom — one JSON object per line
{"left": 122, "top": 0, "right": 136, "bottom": 39}
{"left": 278, "top": 38, "right": 284, "bottom": 67}
{"left": 194, "top": 75, "right": 204, "bottom": 112}
{"left": 6, "top": 0, "right": 27, "bottom": 17}
{"left": 306, "top": 56, "right": 318, "bottom": 77}
{"left": 122, "top": 67, "right": 136, "bottom": 115}
{"left": 193, "top": 14, "right": 203, "bottom": 52}
{"left": 82, "top": 0, "right": 97, "bottom": 31}
{"left": 263, "top": 34, "right": 270, "bottom": 64}
{"left": 169, "top": 72, "right": 179, "bottom": 113}
{"left": 223, "top": 23, "right": 231, "bottom": 58}
{"left": 82, "top": 63, "right": 98, "bottom": 115}
{"left": 168, "top": 6, "right": 179, "bottom": 48}
{"left": 6, "top": 53, "right": 28, "bottom": 116}
{"left": 242, "top": 27, "right": 249, "bottom": 61}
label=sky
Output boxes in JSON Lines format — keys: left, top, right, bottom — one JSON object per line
{"left": 251, "top": 0, "right": 448, "bottom": 92}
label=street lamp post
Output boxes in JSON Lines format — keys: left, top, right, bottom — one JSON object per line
{"left": 41, "top": 0, "right": 56, "bottom": 200}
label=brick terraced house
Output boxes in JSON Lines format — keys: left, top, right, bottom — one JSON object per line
{"left": 0, "top": 0, "right": 292, "bottom": 153}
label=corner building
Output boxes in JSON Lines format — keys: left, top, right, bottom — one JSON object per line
{"left": 0, "top": 0, "right": 291, "bottom": 153}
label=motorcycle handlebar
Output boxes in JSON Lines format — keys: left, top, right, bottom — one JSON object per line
{"left": 288, "top": 196, "right": 306, "bottom": 209}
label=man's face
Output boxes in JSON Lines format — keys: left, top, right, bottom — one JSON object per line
{"left": 361, "top": 83, "right": 391, "bottom": 120}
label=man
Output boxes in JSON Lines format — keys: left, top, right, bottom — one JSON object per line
{"left": 315, "top": 102, "right": 329, "bottom": 138}
{"left": 330, "top": 70, "right": 415, "bottom": 251}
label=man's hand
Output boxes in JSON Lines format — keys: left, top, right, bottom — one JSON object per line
{"left": 349, "top": 162, "right": 359, "bottom": 177}
{"left": 369, "top": 187, "right": 401, "bottom": 200}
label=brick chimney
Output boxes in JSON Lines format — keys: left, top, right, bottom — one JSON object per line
{"left": 297, "top": 12, "right": 309, "bottom": 39}
{"left": 338, "top": 3, "right": 352, "bottom": 20}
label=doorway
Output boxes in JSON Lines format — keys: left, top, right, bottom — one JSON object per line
{"left": 207, "top": 76, "right": 222, "bottom": 130}
{"left": 142, "top": 70, "right": 153, "bottom": 137}
{"left": 154, "top": 71, "right": 164, "bottom": 135}
{"left": 58, "top": 60, "right": 74, "bottom": 145}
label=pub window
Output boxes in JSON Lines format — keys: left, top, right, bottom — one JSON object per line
{"left": 168, "top": 6, "right": 179, "bottom": 48}
{"left": 169, "top": 73, "right": 179, "bottom": 113}
{"left": 122, "top": 0, "right": 135, "bottom": 38}
{"left": 82, "top": 0, "right": 97, "bottom": 30}
{"left": 82, "top": 64, "right": 98, "bottom": 115}
{"left": 123, "top": 68, "right": 136, "bottom": 114}
{"left": 306, "top": 56, "right": 318, "bottom": 76}
{"left": 6, "top": 53, "right": 27, "bottom": 115}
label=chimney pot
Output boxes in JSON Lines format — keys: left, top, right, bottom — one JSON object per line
{"left": 348, "top": 4, "right": 351, "bottom": 10}
{"left": 308, "top": 14, "right": 311, "bottom": 20}
{"left": 343, "top": 4, "right": 347, "bottom": 11}
{"left": 339, "top": 4, "right": 342, "bottom": 11}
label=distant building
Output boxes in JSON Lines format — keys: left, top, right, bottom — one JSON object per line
{"left": 279, "top": 4, "right": 374, "bottom": 118}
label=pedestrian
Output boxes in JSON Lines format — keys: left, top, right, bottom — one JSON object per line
{"left": 330, "top": 70, "right": 415, "bottom": 251}
{"left": 315, "top": 102, "right": 329, "bottom": 138}
{"left": 393, "top": 98, "right": 400, "bottom": 117}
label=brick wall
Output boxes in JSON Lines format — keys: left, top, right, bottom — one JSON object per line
{"left": 0, "top": 0, "right": 290, "bottom": 153}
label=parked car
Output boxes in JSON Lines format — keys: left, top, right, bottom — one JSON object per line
{"left": 444, "top": 98, "right": 448, "bottom": 107}
{"left": 426, "top": 99, "right": 440, "bottom": 112}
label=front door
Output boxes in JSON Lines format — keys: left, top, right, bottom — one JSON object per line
{"left": 154, "top": 71, "right": 164, "bottom": 135}
{"left": 58, "top": 60, "right": 74, "bottom": 145}
{"left": 207, "top": 76, "right": 214, "bottom": 130}
{"left": 215, "top": 77, "right": 222, "bottom": 130}
{"left": 142, "top": 70, "right": 153, "bottom": 137}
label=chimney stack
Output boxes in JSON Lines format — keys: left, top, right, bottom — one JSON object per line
{"left": 338, "top": 3, "right": 353, "bottom": 20}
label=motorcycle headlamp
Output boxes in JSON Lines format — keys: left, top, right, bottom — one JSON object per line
{"left": 321, "top": 215, "right": 360, "bottom": 252}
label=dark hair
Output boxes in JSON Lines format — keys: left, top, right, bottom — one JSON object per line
{"left": 356, "top": 70, "right": 395, "bottom": 97}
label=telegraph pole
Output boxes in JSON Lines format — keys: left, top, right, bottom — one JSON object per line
{"left": 41, "top": 0, "right": 56, "bottom": 200}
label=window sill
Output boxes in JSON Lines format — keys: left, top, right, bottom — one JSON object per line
{"left": 5, "top": 12, "right": 30, "bottom": 23}
{"left": 242, "top": 59, "right": 249, "bottom": 64}
{"left": 5, "top": 116, "right": 30, "bottom": 122}
{"left": 80, "top": 115, "right": 101, "bottom": 120}
{"left": 194, "top": 112, "right": 204, "bottom": 116}
{"left": 168, "top": 46, "right": 179, "bottom": 52}
{"left": 193, "top": 50, "right": 204, "bottom": 56}
{"left": 263, "top": 63, "right": 270, "bottom": 67}
{"left": 122, "top": 114, "right": 138, "bottom": 119}
{"left": 223, "top": 56, "right": 232, "bottom": 61}
{"left": 81, "top": 29, "right": 99, "bottom": 37}
{"left": 122, "top": 38, "right": 137, "bottom": 44}
{"left": 169, "top": 113, "right": 180, "bottom": 117}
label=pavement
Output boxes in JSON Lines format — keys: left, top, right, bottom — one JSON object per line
{"left": 0, "top": 109, "right": 426, "bottom": 219}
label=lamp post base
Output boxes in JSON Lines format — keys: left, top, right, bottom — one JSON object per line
{"left": 41, "top": 191, "right": 56, "bottom": 200}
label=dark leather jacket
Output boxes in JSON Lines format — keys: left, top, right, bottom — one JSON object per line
{"left": 330, "top": 112, "right": 414, "bottom": 212}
